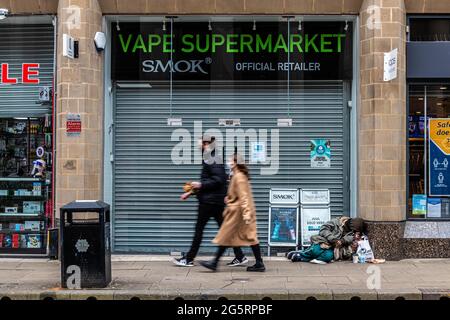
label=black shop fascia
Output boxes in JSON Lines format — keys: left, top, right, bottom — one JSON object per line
{"left": 111, "top": 21, "right": 353, "bottom": 82}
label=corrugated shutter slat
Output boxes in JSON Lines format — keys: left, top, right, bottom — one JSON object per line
{"left": 0, "top": 24, "right": 54, "bottom": 117}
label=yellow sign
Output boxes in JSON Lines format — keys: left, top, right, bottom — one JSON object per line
{"left": 429, "top": 119, "right": 450, "bottom": 155}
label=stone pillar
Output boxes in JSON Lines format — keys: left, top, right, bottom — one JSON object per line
{"left": 56, "top": 0, "right": 104, "bottom": 215}
{"left": 359, "top": 0, "right": 406, "bottom": 259}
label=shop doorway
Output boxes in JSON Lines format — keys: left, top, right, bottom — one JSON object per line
{"left": 408, "top": 84, "right": 450, "bottom": 219}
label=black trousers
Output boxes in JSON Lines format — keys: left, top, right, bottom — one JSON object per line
{"left": 214, "top": 244, "right": 263, "bottom": 264}
{"left": 186, "top": 203, "right": 244, "bottom": 261}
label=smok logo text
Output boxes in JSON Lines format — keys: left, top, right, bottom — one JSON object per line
{"left": 143, "top": 59, "right": 210, "bottom": 74}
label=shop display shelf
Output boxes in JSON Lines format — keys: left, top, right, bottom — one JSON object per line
{"left": 0, "top": 131, "right": 47, "bottom": 137}
{"left": 0, "top": 248, "right": 46, "bottom": 255}
{"left": 0, "top": 195, "right": 46, "bottom": 200}
{"left": 0, "top": 214, "right": 42, "bottom": 220}
{"left": 0, "top": 177, "right": 44, "bottom": 182}
{"left": 0, "top": 230, "right": 45, "bottom": 235}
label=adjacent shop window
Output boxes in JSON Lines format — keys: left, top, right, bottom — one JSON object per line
{"left": 408, "top": 85, "right": 450, "bottom": 219}
{"left": 0, "top": 118, "right": 53, "bottom": 253}
{"left": 0, "top": 22, "right": 54, "bottom": 254}
{"left": 409, "top": 18, "right": 450, "bottom": 41}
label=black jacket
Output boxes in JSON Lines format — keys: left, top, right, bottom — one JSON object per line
{"left": 196, "top": 159, "right": 228, "bottom": 205}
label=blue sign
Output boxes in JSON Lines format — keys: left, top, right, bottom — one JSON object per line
{"left": 429, "top": 119, "right": 450, "bottom": 196}
{"left": 412, "top": 194, "right": 427, "bottom": 216}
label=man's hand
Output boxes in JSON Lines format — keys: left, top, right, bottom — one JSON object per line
{"left": 335, "top": 240, "right": 343, "bottom": 248}
{"left": 180, "top": 192, "right": 191, "bottom": 201}
{"left": 191, "top": 181, "right": 202, "bottom": 190}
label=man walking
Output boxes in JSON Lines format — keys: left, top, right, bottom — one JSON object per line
{"left": 173, "top": 135, "right": 247, "bottom": 267}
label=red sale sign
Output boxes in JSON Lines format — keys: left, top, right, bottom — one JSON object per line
{"left": 0, "top": 63, "right": 40, "bottom": 84}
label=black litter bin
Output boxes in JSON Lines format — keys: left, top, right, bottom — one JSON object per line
{"left": 60, "top": 200, "right": 111, "bottom": 288}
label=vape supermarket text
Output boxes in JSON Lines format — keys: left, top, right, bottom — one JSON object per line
{"left": 119, "top": 33, "right": 346, "bottom": 54}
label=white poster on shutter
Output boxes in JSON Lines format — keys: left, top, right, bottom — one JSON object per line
{"left": 251, "top": 142, "right": 266, "bottom": 163}
{"left": 301, "top": 206, "right": 331, "bottom": 247}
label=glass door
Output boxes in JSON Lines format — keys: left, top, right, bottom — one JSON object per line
{"left": 408, "top": 84, "right": 450, "bottom": 219}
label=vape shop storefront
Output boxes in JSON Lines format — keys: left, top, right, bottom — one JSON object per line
{"left": 0, "top": 17, "right": 55, "bottom": 256}
{"left": 106, "top": 17, "right": 355, "bottom": 253}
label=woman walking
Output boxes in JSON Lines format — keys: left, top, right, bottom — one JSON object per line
{"left": 200, "top": 153, "right": 265, "bottom": 272}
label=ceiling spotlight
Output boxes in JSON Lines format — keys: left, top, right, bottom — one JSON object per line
{"left": 163, "top": 19, "right": 166, "bottom": 31}
{"left": 0, "top": 8, "right": 9, "bottom": 20}
{"left": 253, "top": 20, "right": 256, "bottom": 31}
{"left": 208, "top": 20, "right": 212, "bottom": 31}
{"left": 344, "top": 20, "right": 349, "bottom": 31}
{"left": 116, "top": 20, "right": 120, "bottom": 31}
{"left": 440, "top": 86, "right": 447, "bottom": 90}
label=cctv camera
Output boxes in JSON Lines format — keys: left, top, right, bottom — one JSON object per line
{"left": 94, "top": 32, "right": 106, "bottom": 52}
{"left": 0, "top": 8, "right": 9, "bottom": 20}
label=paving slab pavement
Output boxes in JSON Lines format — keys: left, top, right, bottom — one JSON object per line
{"left": 0, "top": 256, "right": 449, "bottom": 300}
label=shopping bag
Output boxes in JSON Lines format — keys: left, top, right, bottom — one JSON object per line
{"left": 357, "top": 235, "right": 374, "bottom": 261}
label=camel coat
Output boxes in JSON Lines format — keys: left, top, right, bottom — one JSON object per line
{"left": 213, "top": 171, "right": 259, "bottom": 247}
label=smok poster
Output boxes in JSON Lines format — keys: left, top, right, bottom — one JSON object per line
{"left": 269, "top": 206, "right": 298, "bottom": 247}
{"left": 301, "top": 206, "right": 331, "bottom": 247}
{"left": 310, "top": 139, "right": 331, "bottom": 168}
{"left": 429, "top": 119, "right": 450, "bottom": 196}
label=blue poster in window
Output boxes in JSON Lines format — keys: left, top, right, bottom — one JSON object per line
{"left": 429, "top": 119, "right": 450, "bottom": 196}
{"left": 310, "top": 139, "right": 331, "bottom": 168}
{"left": 269, "top": 206, "right": 298, "bottom": 247}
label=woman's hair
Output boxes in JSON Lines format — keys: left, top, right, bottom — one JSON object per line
{"left": 232, "top": 153, "right": 250, "bottom": 179}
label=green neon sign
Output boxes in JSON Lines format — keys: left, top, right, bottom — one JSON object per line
{"left": 118, "top": 33, "right": 346, "bottom": 54}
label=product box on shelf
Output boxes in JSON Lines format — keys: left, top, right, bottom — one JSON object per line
{"left": 0, "top": 190, "right": 8, "bottom": 196}
{"left": 3, "top": 234, "right": 12, "bottom": 248}
{"left": 14, "top": 189, "right": 32, "bottom": 196}
{"left": 4, "top": 207, "right": 18, "bottom": 214}
{"left": 27, "top": 234, "right": 41, "bottom": 248}
{"left": 32, "top": 182, "right": 42, "bottom": 196}
{"left": 23, "top": 201, "right": 41, "bottom": 214}
{"left": 20, "top": 235, "right": 27, "bottom": 248}
{"left": 12, "top": 234, "right": 19, "bottom": 248}
{"left": 9, "top": 223, "right": 25, "bottom": 231}
{"left": 24, "top": 221, "right": 40, "bottom": 232}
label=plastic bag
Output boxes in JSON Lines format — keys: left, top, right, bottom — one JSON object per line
{"left": 357, "top": 235, "right": 374, "bottom": 261}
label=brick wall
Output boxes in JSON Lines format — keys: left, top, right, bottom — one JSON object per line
{"left": 55, "top": 0, "right": 104, "bottom": 214}
{"left": 2, "top": 0, "right": 450, "bottom": 15}
{"left": 359, "top": 0, "right": 407, "bottom": 222}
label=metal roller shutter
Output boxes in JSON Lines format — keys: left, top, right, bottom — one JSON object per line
{"left": 113, "top": 81, "right": 349, "bottom": 253}
{"left": 0, "top": 24, "right": 54, "bottom": 117}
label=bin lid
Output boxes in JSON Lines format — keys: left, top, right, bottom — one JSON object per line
{"left": 61, "top": 200, "right": 110, "bottom": 210}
